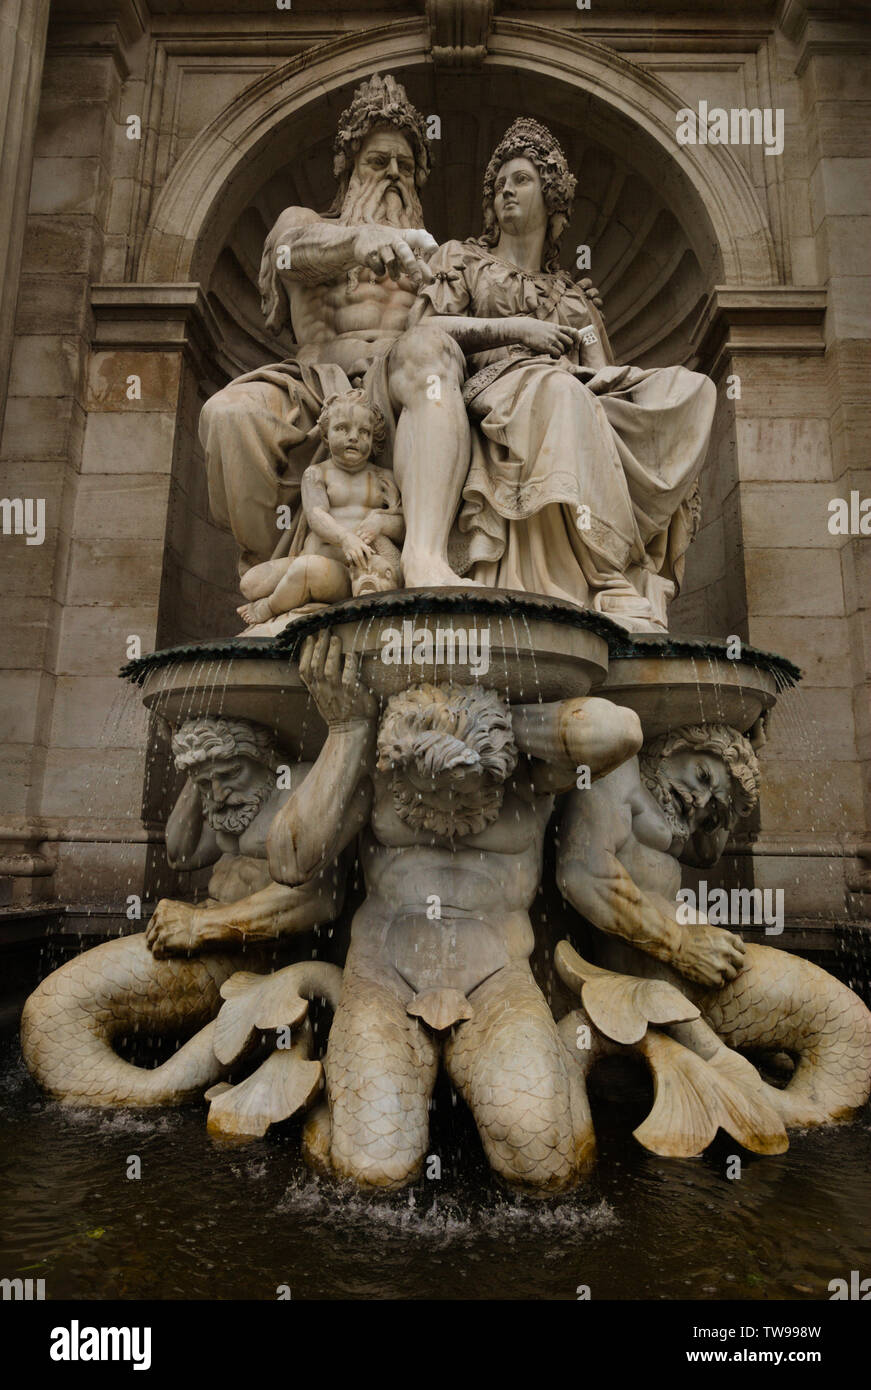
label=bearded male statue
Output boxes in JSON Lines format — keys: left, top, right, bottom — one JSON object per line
{"left": 554, "top": 723, "right": 871, "bottom": 1143}
{"left": 200, "top": 74, "right": 470, "bottom": 589}
{"left": 264, "top": 630, "right": 643, "bottom": 1193}
{"left": 145, "top": 716, "right": 346, "bottom": 958}
{"left": 556, "top": 722, "right": 758, "bottom": 988}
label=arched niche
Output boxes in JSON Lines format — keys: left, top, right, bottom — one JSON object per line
{"left": 136, "top": 19, "right": 777, "bottom": 372}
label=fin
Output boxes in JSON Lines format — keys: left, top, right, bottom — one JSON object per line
{"left": 555, "top": 940, "right": 698, "bottom": 1045}
{"left": 204, "top": 1082, "right": 233, "bottom": 1102}
{"left": 407, "top": 988, "right": 473, "bottom": 1031}
{"left": 215, "top": 971, "right": 308, "bottom": 1066}
{"left": 207, "top": 1028, "right": 323, "bottom": 1139}
{"left": 633, "top": 1031, "right": 789, "bottom": 1158}
{"left": 214, "top": 961, "right": 342, "bottom": 1066}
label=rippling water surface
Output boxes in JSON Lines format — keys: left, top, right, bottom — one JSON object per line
{"left": 2, "top": 1040, "right": 869, "bottom": 1301}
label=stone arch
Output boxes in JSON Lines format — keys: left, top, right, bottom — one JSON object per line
{"left": 137, "top": 17, "right": 777, "bottom": 295}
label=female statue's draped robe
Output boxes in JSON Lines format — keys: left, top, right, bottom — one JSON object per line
{"left": 421, "top": 240, "right": 715, "bottom": 630}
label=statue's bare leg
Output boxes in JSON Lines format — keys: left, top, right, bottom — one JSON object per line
{"left": 239, "top": 557, "right": 350, "bottom": 624}
{"left": 388, "top": 324, "right": 473, "bottom": 588}
{"left": 444, "top": 962, "right": 593, "bottom": 1194}
{"left": 239, "top": 559, "right": 291, "bottom": 600}
{"left": 322, "top": 957, "right": 439, "bottom": 1189}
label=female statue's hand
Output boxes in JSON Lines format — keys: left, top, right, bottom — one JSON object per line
{"left": 511, "top": 318, "right": 578, "bottom": 358}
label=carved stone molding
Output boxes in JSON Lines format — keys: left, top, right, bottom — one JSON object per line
{"left": 0, "top": 0, "right": 51, "bottom": 440}
{"left": 777, "top": 0, "right": 871, "bottom": 74}
{"left": 691, "top": 285, "right": 827, "bottom": 377}
{"left": 89, "top": 283, "right": 229, "bottom": 388}
{"left": 425, "top": 0, "right": 496, "bottom": 67}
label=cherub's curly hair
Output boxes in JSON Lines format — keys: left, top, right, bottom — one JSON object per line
{"left": 171, "top": 717, "right": 283, "bottom": 774}
{"left": 376, "top": 683, "right": 517, "bottom": 784}
{"left": 642, "top": 722, "right": 761, "bottom": 823}
{"left": 477, "top": 118, "right": 577, "bottom": 274}
{"left": 317, "top": 389, "right": 387, "bottom": 458}
{"left": 331, "top": 74, "right": 431, "bottom": 210}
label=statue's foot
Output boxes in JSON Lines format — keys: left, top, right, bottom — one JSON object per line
{"left": 401, "top": 550, "right": 479, "bottom": 589}
{"left": 237, "top": 598, "right": 275, "bottom": 626}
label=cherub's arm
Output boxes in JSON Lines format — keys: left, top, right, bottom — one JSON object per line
{"left": 164, "top": 777, "right": 220, "bottom": 871}
{"left": 268, "top": 634, "right": 376, "bottom": 886}
{"left": 301, "top": 466, "right": 350, "bottom": 549}
{"left": 512, "top": 697, "right": 643, "bottom": 796}
{"left": 302, "top": 466, "right": 374, "bottom": 568}
{"left": 556, "top": 777, "right": 745, "bottom": 987}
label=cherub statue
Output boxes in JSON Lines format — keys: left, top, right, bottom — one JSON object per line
{"left": 237, "top": 390, "right": 403, "bottom": 627}
{"left": 237, "top": 392, "right": 403, "bottom": 629}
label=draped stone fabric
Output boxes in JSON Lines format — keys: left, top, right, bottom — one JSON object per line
{"left": 421, "top": 240, "right": 715, "bottom": 629}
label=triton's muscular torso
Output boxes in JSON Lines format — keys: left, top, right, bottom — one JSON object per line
{"left": 278, "top": 209, "right": 420, "bottom": 376}
{"left": 348, "top": 776, "right": 555, "bottom": 990}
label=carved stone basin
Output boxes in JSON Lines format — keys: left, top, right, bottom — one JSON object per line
{"left": 129, "top": 590, "right": 617, "bottom": 757}
{"left": 600, "top": 634, "right": 799, "bottom": 738}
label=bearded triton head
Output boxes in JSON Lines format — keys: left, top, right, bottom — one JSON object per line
{"left": 639, "top": 722, "right": 760, "bottom": 858}
{"left": 376, "top": 683, "right": 518, "bottom": 841}
{"left": 171, "top": 717, "right": 282, "bottom": 836}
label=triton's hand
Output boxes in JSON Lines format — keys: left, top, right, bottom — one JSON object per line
{"left": 298, "top": 631, "right": 377, "bottom": 726}
{"left": 146, "top": 899, "right": 206, "bottom": 958}
{"left": 674, "top": 923, "right": 746, "bottom": 987}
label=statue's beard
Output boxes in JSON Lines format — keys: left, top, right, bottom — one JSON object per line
{"left": 639, "top": 758, "right": 691, "bottom": 851}
{"left": 390, "top": 772, "right": 505, "bottom": 841}
{"left": 339, "top": 171, "right": 423, "bottom": 229}
{"left": 203, "top": 778, "right": 271, "bottom": 835}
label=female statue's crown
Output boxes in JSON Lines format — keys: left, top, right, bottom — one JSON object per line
{"left": 483, "top": 117, "right": 577, "bottom": 214}
{"left": 334, "top": 73, "right": 431, "bottom": 188}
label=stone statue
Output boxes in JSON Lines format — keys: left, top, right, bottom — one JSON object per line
{"left": 554, "top": 724, "right": 871, "bottom": 1150}
{"left": 409, "top": 118, "right": 714, "bottom": 630}
{"left": 147, "top": 716, "right": 347, "bottom": 956}
{"left": 18, "top": 81, "right": 870, "bottom": 1198}
{"left": 237, "top": 390, "right": 403, "bottom": 630}
{"left": 264, "top": 632, "right": 643, "bottom": 1192}
{"left": 19, "top": 717, "right": 347, "bottom": 1105}
{"left": 200, "top": 74, "right": 471, "bottom": 589}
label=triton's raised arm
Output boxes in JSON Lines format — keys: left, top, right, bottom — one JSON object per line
{"left": 268, "top": 633, "right": 375, "bottom": 886}
{"left": 511, "top": 697, "right": 643, "bottom": 795}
